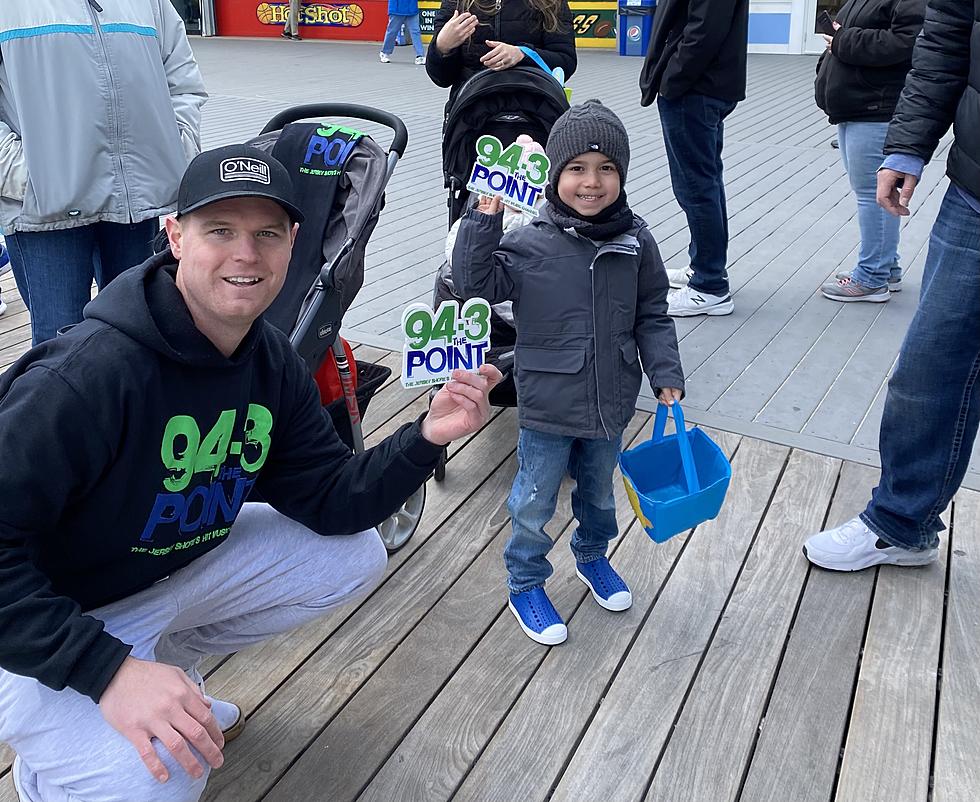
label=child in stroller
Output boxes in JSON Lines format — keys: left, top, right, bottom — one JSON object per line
{"left": 430, "top": 64, "right": 570, "bottom": 478}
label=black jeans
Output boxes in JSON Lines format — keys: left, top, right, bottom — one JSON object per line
{"left": 657, "top": 93, "right": 738, "bottom": 296}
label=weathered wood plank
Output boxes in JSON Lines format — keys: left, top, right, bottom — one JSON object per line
{"left": 550, "top": 439, "right": 788, "bottom": 802}
{"left": 932, "top": 489, "right": 980, "bottom": 802}
{"left": 739, "top": 459, "right": 880, "bottom": 802}
{"left": 834, "top": 517, "right": 948, "bottom": 801}
{"left": 642, "top": 449, "right": 840, "bottom": 802}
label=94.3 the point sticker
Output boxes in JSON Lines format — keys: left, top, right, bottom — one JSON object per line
{"left": 401, "top": 298, "right": 492, "bottom": 389}
{"left": 466, "top": 135, "right": 550, "bottom": 217}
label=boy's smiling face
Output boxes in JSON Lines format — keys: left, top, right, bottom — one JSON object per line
{"left": 556, "top": 152, "right": 621, "bottom": 217}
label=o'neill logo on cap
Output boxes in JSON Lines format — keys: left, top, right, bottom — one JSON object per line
{"left": 220, "top": 157, "right": 271, "bottom": 184}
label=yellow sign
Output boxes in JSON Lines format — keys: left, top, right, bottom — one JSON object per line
{"left": 417, "top": 1, "right": 616, "bottom": 47}
{"left": 255, "top": 2, "right": 364, "bottom": 27}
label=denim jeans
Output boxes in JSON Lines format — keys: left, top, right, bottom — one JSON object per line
{"left": 838, "top": 121, "right": 901, "bottom": 288}
{"left": 862, "top": 187, "right": 980, "bottom": 550}
{"left": 505, "top": 428, "right": 622, "bottom": 593}
{"left": 6, "top": 219, "right": 157, "bottom": 345}
{"left": 657, "top": 92, "right": 738, "bottom": 296}
{"left": 381, "top": 14, "right": 423, "bottom": 57}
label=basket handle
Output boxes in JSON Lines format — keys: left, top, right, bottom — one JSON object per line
{"left": 652, "top": 402, "right": 701, "bottom": 493}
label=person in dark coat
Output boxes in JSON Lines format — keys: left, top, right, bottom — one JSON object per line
{"left": 804, "top": 0, "right": 980, "bottom": 572}
{"left": 815, "top": 0, "right": 925, "bottom": 303}
{"left": 425, "top": 0, "right": 576, "bottom": 121}
{"left": 638, "top": 0, "right": 749, "bottom": 317}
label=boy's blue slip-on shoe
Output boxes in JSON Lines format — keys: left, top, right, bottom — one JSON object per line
{"left": 508, "top": 587, "right": 567, "bottom": 645}
{"left": 576, "top": 558, "right": 632, "bottom": 611}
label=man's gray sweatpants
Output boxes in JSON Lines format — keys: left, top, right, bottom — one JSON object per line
{"left": 0, "top": 503, "right": 387, "bottom": 802}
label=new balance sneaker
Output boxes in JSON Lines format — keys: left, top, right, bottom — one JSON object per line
{"left": 836, "top": 270, "right": 902, "bottom": 292}
{"left": 668, "top": 285, "right": 734, "bottom": 317}
{"left": 414, "top": 55, "right": 426, "bottom": 65}
{"left": 379, "top": 52, "right": 391, "bottom": 63}
{"left": 803, "top": 516, "right": 938, "bottom": 571}
{"left": 576, "top": 558, "right": 632, "bottom": 611}
{"left": 0, "top": 296, "right": 6, "bottom": 317}
{"left": 821, "top": 276, "right": 889, "bottom": 303}
{"left": 508, "top": 586, "right": 567, "bottom": 645}
{"left": 0, "top": 241, "right": 9, "bottom": 275}
{"left": 667, "top": 266, "right": 693, "bottom": 289}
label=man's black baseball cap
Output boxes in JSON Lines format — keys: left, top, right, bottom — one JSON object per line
{"left": 176, "top": 144, "right": 305, "bottom": 223}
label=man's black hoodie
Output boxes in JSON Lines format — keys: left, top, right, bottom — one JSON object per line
{"left": 0, "top": 253, "right": 442, "bottom": 702}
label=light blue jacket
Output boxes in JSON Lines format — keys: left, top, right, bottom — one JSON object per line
{"left": 0, "top": 1, "right": 207, "bottom": 232}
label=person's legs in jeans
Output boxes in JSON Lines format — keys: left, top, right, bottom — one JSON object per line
{"left": 0, "top": 503, "right": 387, "bottom": 802}
{"left": 657, "top": 93, "right": 738, "bottom": 296}
{"left": 568, "top": 436, "right": 622, "bottom": 564}
{"left": 94, "top": 219, "right": 157, "bottom": 288}
{"left": 284, "top": 0, "right": 300, "bottom": 36}
{"left": 862, "top": 187, "right": 980, "bottom": 549}
{"left": 406, "top": 14, "right": 424, "bottom": 58}
{"left": 838, "top": 121, "right": 900, "bottom": 288}
{"left": 381, "top": 14, "right": 408, "bottom": 56}
{"left": 6, "top": 226, "right": 99, "bottom": 345}
{"left": 505, "top": 428, "right": 574, "bottom": 593}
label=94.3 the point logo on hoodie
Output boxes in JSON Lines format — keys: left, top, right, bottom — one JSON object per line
{"left": 133, "top": 405, "right": 273, "bottom": 555}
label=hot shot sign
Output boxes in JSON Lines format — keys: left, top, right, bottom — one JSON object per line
{"left": 466, "top": 135, "right": 550, "bottom": 217}
{"left": 401, "top": 298, "right": 492, "bottom": 389}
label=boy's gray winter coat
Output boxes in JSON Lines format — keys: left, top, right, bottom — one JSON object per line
{"left": 452, "top": 206, "right": 685, "bottom": 439}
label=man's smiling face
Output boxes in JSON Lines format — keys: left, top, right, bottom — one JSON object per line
{"left": 166, "top": 197, "right": 298, "bottom": 355}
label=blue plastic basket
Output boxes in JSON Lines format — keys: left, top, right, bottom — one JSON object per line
{"left": 619, "top": 402, "right": 731, "bottom": 543}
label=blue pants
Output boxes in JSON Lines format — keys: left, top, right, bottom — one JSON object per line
{"left": 838, "top": 121, "right": 902, "bottom": 288}
{"left": 862, "top": 187, "right": 980, "bottom": 549}
{"left": 505, "top": 428, "right": 622, "bottom": 593}
{"left": 381, "top": 14, "right": 423, "bottom": 57}
{"left": 6, "top": 219, "right": 157, "bottom": 345}
{"left": 657, "top": 92, "right": 738, "bottom": 296}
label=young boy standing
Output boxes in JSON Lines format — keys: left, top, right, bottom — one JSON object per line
{"left": 452, "top": 100, "right": 685, "bottom": 644}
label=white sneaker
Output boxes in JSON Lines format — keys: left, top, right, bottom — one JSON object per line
{"left": 667, "top": 285, "right": 734, "bottom": 317}
{"left": 803, "top": 516, "right": 939, "bottom": 572}
{"left": 414, "top": 55, "right": 425, "bottom": 65}
{"left": 667, "top": 266, "right": 693, "bottom": 289}
{"left": 0, "top": 297, "right": 6, "bottom": 317}
{"left": 379, "top": 52, "right": 390, "bottom": 63}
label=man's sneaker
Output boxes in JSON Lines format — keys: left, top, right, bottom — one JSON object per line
{"left": 0, "top": 296, "right": 6, "bottom": 317}
{"left": 0, "top": 242, "right": 9, "bottom": 276}
{"left": 821, "top": 276, "right": 889, "bottom": 303}
{"left": 803, "top": 516, "right": 938, "bottom": 571}
{"left": 379, "top": 52, "right": 391, "bottom": 63}
{"left": 576, "top": 558, "right": 632, "bottom": 611}
{"left": 668, "top": 285, "right": 734, "bottom": 317}
{"left": 667, "top": 266, "right": 693, "bottom": 289}
{"left": 835, "top": 269, "right": 902, "bottom": 292}
{"left": 208, "top": 697, "right": 245, "bottom": 743}
{"left": 281, "top": 29, "right": 291, "bottom": 38}
{"left": 414, "top": 55, "right": 426, "bottom": 65}
{"left": 508, "top": 587, "right": 567, "bottom": 645}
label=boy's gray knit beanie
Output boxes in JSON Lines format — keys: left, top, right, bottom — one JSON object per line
{"left": 546, "top": 99, "right": 630, "bottom": 192}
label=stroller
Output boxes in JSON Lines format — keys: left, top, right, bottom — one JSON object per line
{"left": 431, "top": 66, "right": 569, "bottom": 481}
{"left": 248, "top": 104, "right": 423, "bottom": 552}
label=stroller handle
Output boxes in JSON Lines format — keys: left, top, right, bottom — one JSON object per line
{"left": 260, "top": 103, "right": 409, "bottom": 157}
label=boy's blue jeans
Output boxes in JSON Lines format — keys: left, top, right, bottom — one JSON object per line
{"left": 6, "top": 219, "right": 157, "bottom": 345}
{"left": 657, "top": 92, "right": 738, "bottom": 297}
{"left": 381, "top": 14, "right": 423, "bottom": 57}
{"left": 505, "top": 428, "right": 622, "bottom": 593}
{"left": 838, "top": 121, "right": 902, "bottom": 288}
{"left": 862, "top": 187, "right": 980, "bottom": 550}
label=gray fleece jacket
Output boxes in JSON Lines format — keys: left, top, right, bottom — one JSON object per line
{"left": 452, "top": 205, "right": 685, "bottom": 440}
{"left": 0, "top": 1, "right": 207, "bottom": 233}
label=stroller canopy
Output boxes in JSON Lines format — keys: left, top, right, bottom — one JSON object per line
{"left": 442, "top": 66, "right": 570, "bottom": 194}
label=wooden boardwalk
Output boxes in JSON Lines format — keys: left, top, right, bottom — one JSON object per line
{"left": 3, "top": 344, "right": 977, "bottom": 801}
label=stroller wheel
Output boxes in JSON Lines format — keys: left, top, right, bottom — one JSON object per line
{"left": 378, "top": 484, "right": 426, "bottom": 553}
{"left": 434, "top": 447, "right": 447, "bottom": 482}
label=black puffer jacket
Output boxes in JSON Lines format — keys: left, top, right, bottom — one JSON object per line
{"left": 814, "top": 0, "right": 924, "bottom": 124}
{"left": 883, "top": 0, "right": 980, "bottom": 199}
{"left": 425, "top": 0, "right": 576, "bottom": 114}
